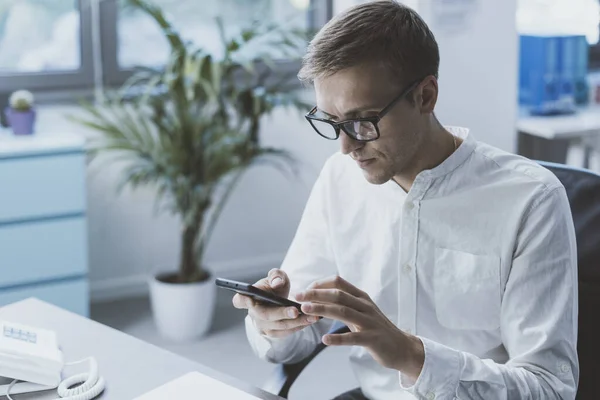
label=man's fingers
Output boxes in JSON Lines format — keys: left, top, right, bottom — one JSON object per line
{"left": 300, "top": 302, "right": 367, "bottom": 327}
{"left": 252, "top": 269, "right": 285, "bottom": 291}
{"left": 249, "top": 304, "right": 299, "bottom": 322}
{"left": 252, "top": 276, "right": 272, "bottom": 291}
{"left": 252, "top": 269, "right": 290, "bottom": 297}
{"left": 295, "top": 288, "right": 370, "bottom": 312}
{"left": 307, "top": 275, "right": 368, "bottom": 299}
{"left": 269, "top": 269, "right": 290, "bottom": 294}
{"left": 257, "top": 314, "right": 318, "bottom": 333}
{"left": 267, "top": 268, "right": 286, "bottom": 289}
{"left": 322, "top": 332, "right": 371, "bottom": 346}
{"left": 263, "top": 324, "right": 307, "bottom": 338}
{"left": 232, "top": 293, "right": 254, "bottom": 309}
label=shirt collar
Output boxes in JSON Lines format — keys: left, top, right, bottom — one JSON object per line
{"left": 415, "top": 126, "right": 476, "bottom": 181}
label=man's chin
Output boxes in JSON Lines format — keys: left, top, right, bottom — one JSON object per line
{"left": 361, "top": 169, "right": 389, "bottom": 185}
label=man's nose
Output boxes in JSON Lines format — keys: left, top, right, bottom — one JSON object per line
{"left": 340, "top": 131, "right": 363, "bottom": 155}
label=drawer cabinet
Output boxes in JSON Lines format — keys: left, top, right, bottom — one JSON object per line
{"left": 0, "top": 133, "right": 89, "bottom": 316}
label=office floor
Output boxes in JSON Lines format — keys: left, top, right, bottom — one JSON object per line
{"left": 91, "top": 276, "right": 358, "bottom": 400}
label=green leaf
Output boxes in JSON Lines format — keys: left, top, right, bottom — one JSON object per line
{"left": 241, "top": 29, "right": 255, "bottom": 43}
{"left": 199, "top": 54, "right": 213, "bottom": 82}
{"left": 227, "top": 39, "right": 240, "bottom": 53}
{"left": 128, "top": 0, "right": 186, "bottom": 53}
{"left": 215, "top": 16, "right": 228, "bottom": 58}
{"left": 210, "top": 60, "right": 222, "bottom": 96}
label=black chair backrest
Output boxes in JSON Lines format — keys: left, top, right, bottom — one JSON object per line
{"left": 538, "top": 161, "right": 600, "bottom": 400}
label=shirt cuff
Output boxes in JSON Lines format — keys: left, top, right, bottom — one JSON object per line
{"left": 398, "top": 336, "right": 461, "bottom": 399}
{"left": 244, "top": 315, "right": 297, "bottom": 361}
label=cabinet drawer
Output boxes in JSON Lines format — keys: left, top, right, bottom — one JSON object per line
{"left": 0, "top": 153, "right": 85, "bottom": 223}
{"left": 0, "top": 217, "right": 87, "bottom": 287}
{"left": 0, "top": 278, "right": 89, "bottom": 317}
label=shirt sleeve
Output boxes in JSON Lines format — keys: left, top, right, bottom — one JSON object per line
{"left": 245, "top": 158, "right": 338, "bottom": 364}
{"left": 399, "top": 186, "right": 579, "bottom": 400}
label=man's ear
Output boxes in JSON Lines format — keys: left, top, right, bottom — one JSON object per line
{"left": 417, "top": 76, "right": 438, "bottom": 114}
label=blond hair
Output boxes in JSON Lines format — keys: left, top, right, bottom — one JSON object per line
{"left": 298, "top": 1, "right": 439, "bottom": 87}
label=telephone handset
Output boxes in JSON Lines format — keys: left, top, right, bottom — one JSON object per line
{"left": 0, "top": 320, "right": 105, "bottom": 399}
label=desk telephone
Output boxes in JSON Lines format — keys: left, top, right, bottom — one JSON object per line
{"left": 0, "top": 321, "right": 105, "bottom": 399}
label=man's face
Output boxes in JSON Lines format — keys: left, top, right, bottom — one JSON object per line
{"left": 314, "top": 64, "right": 428, "bottom": 185}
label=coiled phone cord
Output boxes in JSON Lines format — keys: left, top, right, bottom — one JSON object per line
{"left": 7, "top": 357, "right": 105, "bottom": 400}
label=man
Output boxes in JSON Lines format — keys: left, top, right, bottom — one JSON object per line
{"left": 233, "top": 1, "right": 579, "bottom": 399}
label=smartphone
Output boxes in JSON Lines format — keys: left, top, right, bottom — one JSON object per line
{"left": 215, "top": 278, "right": 303, "bottom": 312}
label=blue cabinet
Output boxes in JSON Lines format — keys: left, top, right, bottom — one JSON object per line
{"left": 0, "top": 133, "right": 89, "bottom": 316}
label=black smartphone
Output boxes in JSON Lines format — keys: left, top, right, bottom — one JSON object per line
{"left": 215, "top": 278, "right": 303, "bottom": 312}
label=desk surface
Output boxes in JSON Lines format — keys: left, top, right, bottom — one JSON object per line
{"left": 0, "top": 298, "right": 281, "bottom": 400}
{"left": 517, "top": 106, "right": 600, "bottom": 140}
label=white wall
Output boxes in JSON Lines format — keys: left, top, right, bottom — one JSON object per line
{"left": 417, "top": 0, "right": 518, "bottom": 152}
{"left": 37, "top": 0, "right": 518, "bottom": 303}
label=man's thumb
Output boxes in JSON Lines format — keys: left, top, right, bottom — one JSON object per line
{"left": 271, "top": 276, "right": 284, "bottom": 288}
{"left": 267, "top": 269, "right": 290, "bottom": 296}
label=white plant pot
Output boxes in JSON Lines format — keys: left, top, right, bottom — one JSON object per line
{"left": 148, "top": 272, "right": 216, "bottom": 342}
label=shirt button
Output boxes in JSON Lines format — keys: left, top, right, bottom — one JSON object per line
{"left": 426, "top": 392, "right": 436, "bottom": 400}
{"left": 405, "top": 202, "right": 414, "bottom": 211}
{"left": 560, "top": 364, "right": 571, "bottom": 373}
{"left": 403, "top": 263, "right": 413, "bottom": 273}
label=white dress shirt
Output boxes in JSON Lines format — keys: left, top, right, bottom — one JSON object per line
{"left": 245, "top": 127, "right": 579, "bottom": 400}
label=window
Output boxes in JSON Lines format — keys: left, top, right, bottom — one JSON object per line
{"left": 0, "top": 0, "right": 80, "bottom": 72}
{"left": 118, "top": 0, "right": 309, "bottom": 68}
{"left": 0, "top": 0, "right": 93, "bottom": 93}
{"left": 0, "top": 0, "right": 332, "bottom": 96}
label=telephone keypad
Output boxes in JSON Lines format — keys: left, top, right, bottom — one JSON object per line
{"left": 3, "top": 325, "right": 37, "bottom": 343}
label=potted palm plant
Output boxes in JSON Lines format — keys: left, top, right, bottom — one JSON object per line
{"left": 73, "top": 0, "right": 310, "bottom": 341}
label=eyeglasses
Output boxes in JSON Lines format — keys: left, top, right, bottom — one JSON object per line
{"left": 305, "top": 78, "right": 423, "bottom": 142}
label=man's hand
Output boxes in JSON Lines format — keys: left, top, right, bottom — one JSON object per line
{"left": 232, "top": 268, "right": 319, "bottom": 338}
{"left": 295, "top": 275, "right": 425, "bottom": 379}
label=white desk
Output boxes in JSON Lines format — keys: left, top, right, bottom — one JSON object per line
{"left": 0, "top": 298, "right": 282, "bottom": 400}
{"left": 517, "top": 106, "right": 600, "bottom": 168}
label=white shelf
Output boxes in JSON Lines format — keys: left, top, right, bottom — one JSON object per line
{"left": 517, "top": 106, "right": 600, "bottom": 140}
{"left": 0, "top": 131, "right": 85, "bottom": 159}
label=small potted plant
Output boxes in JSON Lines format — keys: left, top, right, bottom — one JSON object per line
{"left": 5, "top": 90, "right": 36, "bottom": 135}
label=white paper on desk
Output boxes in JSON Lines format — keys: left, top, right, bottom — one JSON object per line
{"left": 133, "top": 371, "right": 261, "bottom": 400}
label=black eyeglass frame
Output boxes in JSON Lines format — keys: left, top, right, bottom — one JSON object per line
{"left": 304, "top": 77, "right": 424, "bottom": 142}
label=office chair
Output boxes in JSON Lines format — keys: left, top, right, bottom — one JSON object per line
{"left": 263, "top": 161, "right": 600, "bottom": 400}
{"left": 538, "top": 161, "right": 600, "bottom": 400}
